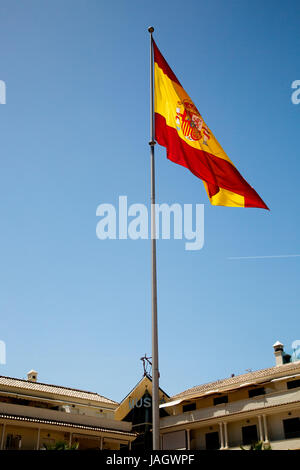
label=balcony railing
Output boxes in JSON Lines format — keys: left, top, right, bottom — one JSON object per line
{"left": 0, "top": 401, "right": 132, "bottom": 433}
{"left": 160, "top": 388, "right": 300, "bottom": 429}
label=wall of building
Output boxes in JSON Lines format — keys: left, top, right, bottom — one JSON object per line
{"left": 190, "top": 424, "right": 220, "bottom": 450}
{"left": 3, "top": 424, "right": 39, "bottom": 450}
{"left": 167, "top": 414, "right": 299, "bottom": 450}
{"left": 67, "top": 404, "right": 114, "bottom": 419}
{"left": 267, "top": 409, "right": 300, "bottom": 442}
{"left": 0, "top": 402, "right": 131, "bottom": 433}
{"left": 39, "top": 429, "right": 69, "bottom": 449}
{"left": 227, "top": 417, "right": 260, "bottom": 447}
{"left": 0, "top": 422, "right": 133, "bottom": 450}
{"left": 180, "top": 383, "right": 285, "bottom": 415}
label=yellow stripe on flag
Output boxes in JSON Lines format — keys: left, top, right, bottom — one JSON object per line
{"left": 154, "top": 63, "right": 234, "bottom": 165}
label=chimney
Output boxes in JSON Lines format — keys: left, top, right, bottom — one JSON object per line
{"left": 27, "top": 370, "right": 38, "bottom": 382}
{"left": 273, "top": 341, "right": 284, "bottom": 366}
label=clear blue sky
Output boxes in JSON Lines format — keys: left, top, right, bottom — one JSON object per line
{"left": 0, "top": 0, "right": 299, "bottom": 402}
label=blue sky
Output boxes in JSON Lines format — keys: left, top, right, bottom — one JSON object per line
{"left": 0, "top": 0, "right": 299, "bottom": 402}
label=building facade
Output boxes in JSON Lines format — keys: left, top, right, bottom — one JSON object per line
{"left": 0, "top": 370, "right": 136, "bottom": 450}
{"left": 159, "top": 342, "right": 300, "bottom": 450}
{"left": 1, "top": 341, "right": 299, "bottom": 450}
{"left": 115, "top": 375, "right": 170, "bottom": 451}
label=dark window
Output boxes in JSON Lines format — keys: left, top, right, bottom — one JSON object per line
{"left": 213, "top": 395, "right": 228, "bottom": 406}
{"left": 182, "top": 403, "right": 196, "bottom": 413}
{"left": 287, "top": 379, "right": 300, "bottom": 390}
{"left": 242, "top": 425, "right": 258, "bottom": 445}
{"left": 248, "top": 387, "right": 265, "bottom": 398}
{"left": 283, "top": 418, "right": 300, "bottom": 439}
{"left": 5, "top": 434, "right": 21, "bottom": 450}
{"left": 205, "top": 431, "right": 220, "bottom": 450}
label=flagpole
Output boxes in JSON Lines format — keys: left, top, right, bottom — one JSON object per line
{"left": 148, "top": 26, "right": 160, "bottom": 451}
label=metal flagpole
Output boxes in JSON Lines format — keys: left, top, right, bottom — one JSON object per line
{"left": 148, "top": 26, "right": 160, "bottom": 451}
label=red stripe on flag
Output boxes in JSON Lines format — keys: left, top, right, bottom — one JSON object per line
{"left": 153, "top": 40, "right": 182, "bottom": 87}
{"left": 155, "top": 113, "right": 269, "bottom": 210}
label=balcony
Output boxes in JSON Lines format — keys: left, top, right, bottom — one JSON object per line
{"left": 160, "top": 388, "right": 300, "bottom": 429}
{"left": 0, "top": 401, "right": 132, "bottom": 433}
{"left": 228, "top": 437, "right": 300, "bottom": 451}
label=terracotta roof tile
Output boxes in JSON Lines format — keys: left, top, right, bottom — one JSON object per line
{"left": 172, "top": 361, "right": 300, "bottom": 399}
{"left": 0, "top": 376, "right": 117, "bottom": 405}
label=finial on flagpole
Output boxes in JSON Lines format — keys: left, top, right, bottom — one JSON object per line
{"left": 148, "top": 26, "right": 154, "bottom": 33}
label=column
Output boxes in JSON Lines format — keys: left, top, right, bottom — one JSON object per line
{"left": 100, "top": 436, "right": 103, "bottom": 450}
{"left": 219, "top": 423, "right": 224, "bottom": 449}
{"left": 186, "top": 429, "right": 191, "bottom": 450}
{"left": 129, "top": 440, "right": 132, "bottom": 450}
{"left": 68, "top": 433, "right": 72, "bottom": 448}
{"left": 223, "top": 422, "right": 228, "bottom": 449}
{"left": 263, "top": 415, "right": 269, "bottom": 443}
{"left": 0, "top": 424, "right": 6, "bottom": 450}
{"left": 258, "top": 416, "right": 264, "bottom": 442}
{"left": 36, "top": 428, "right": 40, "bottom": 450}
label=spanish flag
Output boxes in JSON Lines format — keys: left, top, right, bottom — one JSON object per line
{"left": 153, "top": 40, "right": 269, "bottom": 210}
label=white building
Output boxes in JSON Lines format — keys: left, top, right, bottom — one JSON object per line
{"left": 160, "top": 341, "right": 300, "bottom": 450}
{"left": 0, "top": 370, "right": 136, "bottom": 450}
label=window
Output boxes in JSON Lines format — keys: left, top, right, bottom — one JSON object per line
{"left": 283, "top": 418, "right": 300, "bottom": 439}
{"left": 287, "top": 379, "right": 300, "bottom": 390}
{"left": 205, "top": 431, "right": 220, "bottom": 450}
{"left": 182, "top": 403, "right": 196, "bottom": 413}
{"left": 213, "top": 395, "right": 228, "bottom": 406}
{"left": 242, "top": 425, "right": 258, "bottom": 445}
{"left": 248, "top": 387, "right": 265, "bottom": 398}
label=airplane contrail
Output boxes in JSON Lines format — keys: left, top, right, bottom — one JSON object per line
{"left": 228, "top": 254, "right": 300, "bottom": 260}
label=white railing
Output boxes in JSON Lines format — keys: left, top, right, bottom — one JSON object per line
{"left": 160, "top": 388, "right": 300, "bottom": 428}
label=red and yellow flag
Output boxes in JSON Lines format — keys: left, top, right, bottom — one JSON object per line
{"left": 153, "top": 40, "right": 269, "bottom": 209}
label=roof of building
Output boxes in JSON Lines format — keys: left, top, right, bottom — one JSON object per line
{"left": 172, "top": 361, "right": 300, "bottom": 400}
{"left": 119, "top": 374, "right": 170, "bottom": 405}
{"left": 114, "top": 375, "right": 170, "bottom": 421}
{"left": 0, "top": 376, "right": 118, "bottom": 406}
{"left": 0, "top": 413, "right": 136, "bottom": 437}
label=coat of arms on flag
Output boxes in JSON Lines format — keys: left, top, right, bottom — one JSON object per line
{"left": 176, "top": 100, "right": 210, "bottom": 144}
